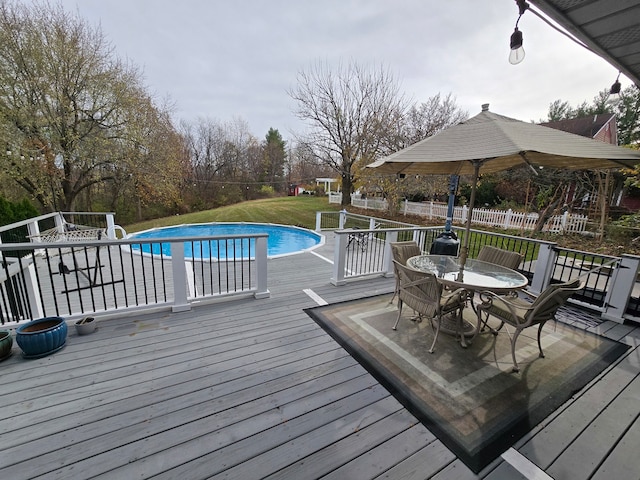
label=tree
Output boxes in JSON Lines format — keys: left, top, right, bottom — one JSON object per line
{"left": 616, "top": 85, "right": 640, "bottom": 146}
{"left": 261, "top": 128, "right": 286, "bottom": 192}
{"left": 541, "top": 86, "right": 640, "bottom": 236}
{"left": 546, "top": 86, "right": 640, "bottom": 145}
{"left": 181, "top": 117, "right": 262, "bottom": 209}
{"left": 182, "top": 118, "right": 234, "bottom": 208}
{"left": 115, "top": 100, "right": 189, "bottom": 221}
{"left": 354, "top": 93, "right": 466, "bottom": 212}
{"left": 0, "top": 1, "right": 179, "bottom": 213}
{"left": 546, "top": 89, "right": 613, "bottom": 123}
{"left": 0, "top": 196, "right": 38, "bottom": 227}
{"left": 289, "top": 61, "right": 408, "bottom": 206}
{"left": 285, "top": 140, "right": 334, "bottom": 187}
{"left": 399, "top": 93, "right": 468, "bottom": 148}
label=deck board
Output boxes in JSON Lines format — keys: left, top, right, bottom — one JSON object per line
{"left": 590, "top": 413, "right": 640, "bottom": 479}
{"left": 372, "top": 439, "right": 466, "bottom": 480}
{"left": 517, "top": 344, "right": 640, "bottom": 471}
{"left": 122, "top": 384, "right": 395, "bottom": 479}
{"left": 0, "top": 240, "right": 638, "bottom": 479}
{"left": 316, "top": 425, "right": 439, "bottom": 480}
{"left": 204, "top": 397, "right": 407, "bottom": 480}
{"left": 546, "top": 363, "right": 640, "bottom": 480}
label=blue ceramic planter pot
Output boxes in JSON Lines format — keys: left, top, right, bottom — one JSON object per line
{"left": 16, "top": 317, "right": 67, "bottom": 359}
{"left": 0, "top": 330, "right": 12, "bottom": 361}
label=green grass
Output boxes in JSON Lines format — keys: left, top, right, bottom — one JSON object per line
{"left": 123, "top": 196, "right": 342, "bottom": 233}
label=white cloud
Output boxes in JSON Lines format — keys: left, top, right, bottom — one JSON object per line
{"left": 56, "top": 0, "right": 625, "bottom": 138}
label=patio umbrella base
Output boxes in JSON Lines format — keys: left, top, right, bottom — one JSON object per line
{"left": 431, "top": 313, "right": 476, "bottom": 339}
{"left": 430, "top": 231, "right": 460, "bottom": 256}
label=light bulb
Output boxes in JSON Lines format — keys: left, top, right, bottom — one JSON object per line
{"left": 509, "top": 27, "right": 525, "bottom": 65}
{"left": 509, "top": 46, "right": 525, "bottom": 64}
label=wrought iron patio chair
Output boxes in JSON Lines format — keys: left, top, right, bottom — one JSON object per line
{"left": 393, "top": 260, "right": 467, "bottom": 353}
{"left": 389, "top": 241, "right": 422, "bottom": 304}
{"left": 476, "top": 278, "right": 584, "bottom": 372}
{"left": 475, "top": 245, "right": 525, "bottom": 330}
{"left": 346, "top": 227, "right": 369, "bottom": 252}
{"left": 476, "top": 245, "right": 524, "bottom": 270}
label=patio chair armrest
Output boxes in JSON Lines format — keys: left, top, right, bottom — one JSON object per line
{"left": 477, "top": 290, "right": 535, "bottom": 326}
{"left": 441, "top": 287, "right": 468, "bottom": 308}
{"left": 518, "top": 289, "right": 539, "bottom": 301}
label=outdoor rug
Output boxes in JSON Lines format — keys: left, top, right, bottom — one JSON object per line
{"left": 304, "top": 294, "right": 629, "bottom": 473}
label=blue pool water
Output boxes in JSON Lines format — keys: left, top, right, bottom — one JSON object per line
{"left": 128, "top": 223, "right": 323, "bottom": 259}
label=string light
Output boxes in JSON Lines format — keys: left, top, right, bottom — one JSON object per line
{"left": 509, "top": 1, "right": 529, "bottom": 65}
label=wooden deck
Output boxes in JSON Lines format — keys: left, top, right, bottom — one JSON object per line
{"left": 1, "top": 234, "right": 639, "bottom": 479}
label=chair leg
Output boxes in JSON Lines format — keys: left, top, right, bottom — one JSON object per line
{"left": 360, "top": 236, "right": 368, "bottom": 252}
{"left": 491, "top": 321, "right": 505, "bottom": 336}
{"left": 429, "top": 315, "right": 441, "bottom": 353}
{"left": 393, "top": 300, "right": 403, "bottom": 330}
{"left": 510, "top": 328, "right": 523, "bottom": 373}
{"left": 457, "top": 308, "right": 468, "bottom": 348}
{"left": 389, "top": 279, "right": 399, "bottom": 304}
{"left": 537, "top": 322, "right": 546, "bottom": 359}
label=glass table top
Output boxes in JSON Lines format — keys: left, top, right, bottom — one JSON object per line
{"left": 406, "top": 254, "right": 528, "bottom": 292}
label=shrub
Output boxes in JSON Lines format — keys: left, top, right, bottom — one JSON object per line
{"left": 0, "top": 197, "right": 39, "bottom": 226}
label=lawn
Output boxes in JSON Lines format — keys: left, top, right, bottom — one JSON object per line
{"left": 123, "top": 196, "right": 634, "bottom": 257}
{"left": 124, "top": 196, "right": 342, "bottom": 233}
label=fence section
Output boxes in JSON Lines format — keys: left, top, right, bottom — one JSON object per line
{"left": 330, "top": 193, "right": 588, "bottom": 234}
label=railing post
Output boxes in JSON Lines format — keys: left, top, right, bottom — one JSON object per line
{"left": 106, "top": 213, "right": 116, "bottom": 239}
{"left": 602, "top": 254, "right": 640, "bottom": 324}
{"left": 27, "top": 219, "right": 41, "bottom": 241}
{"left": 170, "top": 241, "right": 191, "bottom": 312}
{"left": 24, "top": 262, "right": 44, "bottom": 319}
{"left": 384, "top": 231, "right": 399, "bottom": 277}
{"left": 529, "top": 242, "right": 558, "bottom": 296}
{"left": 27, "top": 219, "right": 45, "bottom": 262}
{"left": 55, "top": 212, "right": 65, "bottom": 232}
{"left": 338, "top": 209, "right": 347, "bottom": 229}
{"left": 331, "top": 231, "right": 348, "bottom": 286}
{"left": 315, "top": 212, "right": 322, "bottom": 232}
{"left": 254, "top": 236, "right": 270, "bottom": 299}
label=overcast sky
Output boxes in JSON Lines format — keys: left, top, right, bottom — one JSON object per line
{"left": 55, "top": 0, "right": 628, "bottom": 140}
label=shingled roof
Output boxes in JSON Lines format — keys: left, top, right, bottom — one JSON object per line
{"left": 540, "top": 113, "right": 616, "bottom": 140}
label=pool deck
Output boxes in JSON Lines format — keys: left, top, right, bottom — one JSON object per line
{"left": 1, "top": 232, "right": 640, "bottom": 479}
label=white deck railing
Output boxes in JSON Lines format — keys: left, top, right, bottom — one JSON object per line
{"left": 0, "top": 234, "right": 270, "bottom": 326}
{"left": 316, "top": 210, "right": 640, "bottom": 325}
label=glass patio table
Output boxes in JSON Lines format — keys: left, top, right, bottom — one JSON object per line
{"left": 406, "top": 254, "right": 529, "bottom": 345}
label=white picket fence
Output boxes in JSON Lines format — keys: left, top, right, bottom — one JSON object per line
{"left": 329, "top": 193, "right": 588, "bottom": 233}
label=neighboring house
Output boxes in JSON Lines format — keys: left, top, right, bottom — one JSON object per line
{"left": 540, "top": 113, "right": 618, "bottom": 145}
{"left": 540, "top": 114, "right": 639, "bottom": 214}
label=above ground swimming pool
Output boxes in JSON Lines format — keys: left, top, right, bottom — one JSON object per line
{"left": 128, "top": 223, "right": 323, "bottom": 259}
